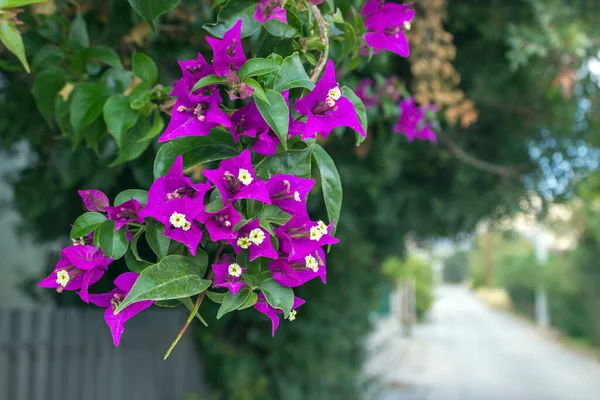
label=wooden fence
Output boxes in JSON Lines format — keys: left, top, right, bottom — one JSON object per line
{"left": 0, "top": 307, "right": 209, "bottom": 400}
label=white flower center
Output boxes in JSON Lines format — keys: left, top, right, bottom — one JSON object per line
{"left": 403, "top": 21, "right": 411, "bottom": 31}
{"left": 328, "top": 86, "right": 341, "bottom": 101}
{"left": 294, "top": 191, "right": 301, "bottom": 202}
{"left": 305, "top": 255, "right": 319, "bottom": 272}
{"left": 249, "top": 228, "right": 266, "bottom": 245}
{"left": 182, "top": 220, "right": 192, "bottom": 231}
{"left": 238, "top": 168, "right": 254, "bottom": 186}
{"left": 169, "top": 212, "right": 187, "bottom": 228}
{"left": 237, "top": 236, "right": 252, "bottom": 249}
{"left": 316, "top": 220, "right": 328, "bottom": 235}
{"left": 228, "top": 263, "right": 242, "bottom": 277}
{"left": 288, "top": 310, "right": 297, "bottom": 321}
{"left": 309, "top": 226, "right": 324, "bottom": 241}
{"left": 56, "top": 270, "right": 70, "bottom": 287}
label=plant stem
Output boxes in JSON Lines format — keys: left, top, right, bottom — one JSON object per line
{"left": 310, "top": 5, "right": 329, "bottom": 83}
{"left": 163, "top": 242, "right": 223, "bottom": 360}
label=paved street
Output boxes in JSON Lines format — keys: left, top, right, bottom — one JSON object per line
{"left": 365, "top": 285, "right": 600, "bottom": 400}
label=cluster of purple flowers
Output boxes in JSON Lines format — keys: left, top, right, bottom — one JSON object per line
{"left": 361, "top": 0, "right": 415, "bottom": 57}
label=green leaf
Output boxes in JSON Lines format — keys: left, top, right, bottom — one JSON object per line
{"left": 136, "top": 109, "right": 164, "bottom": 141}
{"left": 259, "top": 278, "right": 294, "bottom": 318}
{"left": 132, "top": 52, "right": 158, "bottom": 85}
{"left": 154, "top": 129, "right": 238, "bottom": 179}
{"left": 32, "top": 66, "right": 69, "bottom": 125}
{"left": 239, "top": 58, "right": 279, "bottom": 80}
{"left": 273, "top": 53, "right": 314, "bottom": 92}
{"left": 68, "top": 15, "right": 89, "bottom": 53}
{"left": 206, "top": 291, "right": 226, "bottom": 304}
{"left": 127, "top": 0, "right": 181, "bottom": 32}
{"left": 70, "top": 83, "right": 109, "bottom": 133}
{"left": 263, "top": 8, "right": 302, "bottom": 38}
{"left": 312, "top": 144, "right": 342, "bottom": 235}
{"left": 341, "top": 86, "right": 368, "bottom": 145}
{"left": 115, "top": 255, "right": 211, "bottom": 313}
{"left": 255, "top": 146, "right": 313, "bottom": 180}
{"left": 244, "top": 77, "right": 269, "bottom": 104}
{"left": 32, "top": 45, "right": 64, "bottom": 73}
{"left": 103, "top": 95, "right": 139, "bottom": 140}
{"left": 114, "top": 189, "right": 148, "bottom": 206}
{"left": 178, "top": 297, "right": 208, "bottom": 326}
{"left": 0, "top": 0, "right": 48, "bottom": 6}
{"left": 202, "top": 0, "right": 261, "bottom": 38}
{"left": 70, "top": 212, "right": 106, "bottom": 238}
{"left": 125, "top": 248, "right": 152, "bottom": 273}
{"left": 97, "top": 220, "right": 128, "bottom": 259}
{"left": 257, "top": 205, "right": 291, "bottom": 226}
{"left": 146, "top": 219, "right": 170, "bottom": 259}
{"left": 74, "top": 46, "right": 122, "bottom": 72}
{"left": 254, "top": 89, "right": 289, "bottom": 150}
{"left": 217, "top": 288, "right": 253, "bottom": 319}
{"left": 238, "top": 291, "right": 258, "bottom": 310}
{"left": 0, "top": 20, "right": 30, "bottom": 73}
{"left": 109, "top": 117, "right": 153, "bottom": 166}
{"left": 192, "top": 249, "right": 209, "bottom": 278}
{"left": 190, "top": 74, "right": 226, "bottom": 93}
{"left": 260, "top": 219, "right": 275, "bottom": 237}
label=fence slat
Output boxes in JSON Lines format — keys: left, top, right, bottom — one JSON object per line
{"left": 33, "top": 309, "right": 52, "bottom": 400}
{"left": 15, "top": 309, "right": 32, "bottom": 400}
{"left": 0, "top": 310, "right": 9, "bottom": 400}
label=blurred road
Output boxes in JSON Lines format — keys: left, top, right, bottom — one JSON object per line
{"left": 365, "top": 285, "right": 600, "bottom": 400}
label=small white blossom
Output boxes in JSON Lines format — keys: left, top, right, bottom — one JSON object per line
{"left": 305, "top": 255, "right": 319, "bottom": 272}
{"left": 169, "top": 212, "right": 187, "bottom": 228}
{"left": 182, "top": 220, "right": 192, "bottom": 231}
{"left": 403, "top": 20, "right": 411, "bottom": 30}
{"left": 316, "top": 220, "right": 328, "bottom": 235}
{"left": 238, "top": 168, "right": 254, "bottom": 186}
{"left": 309, "top": 226, "right": 323, "bottom": 241}
{"left": 294, "top": 191, "right": 301, "bottom": 202}
{"left": 328, "top": 86, "right": 342, "bottom": 101}
{"left": 56, "top": 270, "right": 70, "bottom": 287}
{"left": 288, "top": 310, "right": 297, "bottom": 321}
{"left": 237, "top": 237, "right": 252, "bottom": 249}
{"left": 249, "top": 228, "right": 266, "bottom": 245}
{"left": 228, "top": 263, "right": 242, "bottom": 278}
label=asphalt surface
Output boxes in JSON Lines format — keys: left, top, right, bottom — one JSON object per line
{"left": 365, "top": 285, "right": 600, "bottom": 400}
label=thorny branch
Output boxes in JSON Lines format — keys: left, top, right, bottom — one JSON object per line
{"left": 310, "top": 5, "right": 329, "bottom": 83}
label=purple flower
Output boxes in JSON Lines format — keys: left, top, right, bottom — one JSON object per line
{"left": 361, "top": 0, "right": 415, "bottom": 57}
{"left": 393, "top": 98, "right": 437, "bottom": 143}
{"left": 274, "top": 211, "right": 339, "bottom": 260}
{"left": 269, "top": 248, "right": 327, "bottom": 287}
{"left": 203, "top": 149, "right": 271, "bottom": 205}
{"left": 88, "top": 272, "right": 153, "bottom": 347}
{"left": 159, "top": 91, "right": 231, "bottom": 142}
{"left": 254, "top": 293, "right": 305, "bottom": 336}
{"left": 159, "top": 196, "right": 204, "bottom": 256}
{"left": 253, "top": 129, "right": 280, "bottom": 156}
{"left": 227, "top": 219, "right": 277, "bottom": 261}
{"left": 211, "top": 260, "right": 246, "bottom": 294}
{"left": 225, "top": 71, "right": 254, "bottom": 100}
{"left": 282, "top": 90, "right": 306, "bottom": 138}
{"left": 171, "top": 54, "right": 216, "bottom": 102}
{"left": 415, "top": 123, "right": 437, "bottom": 143}
{"left": 229, "top": 100, "right": 270, "bottom": 143}
{"left": 295, "top": 60, "right": 365, "bottom": 139}
{"left": 382, "top": 76, "right": 402, "bottom": 102}
{"left": 355, "top": 79, "right": 377, "bottom": 108}
{"left": 105, "top": 199, "right": 143, "bottom": 232}
{"left": 141, "top": 155, "right": 211, "bottom": 224}
{"left": 38, "top": 245, "right": 113, "bottom": 303}
{"left": 266, "top": 174, "right": 314, "bottom": 215}
{"left": 207, "top": 19, "right": 246, "bottom": 77}
{"left": 78, "top": 190, "right": 109, "bottom": 212}
{"left": 254, "top": 0, "right": 287, "bottom": 24}
{"left": 197, "top": 202, "right": 243, "bottom": 242}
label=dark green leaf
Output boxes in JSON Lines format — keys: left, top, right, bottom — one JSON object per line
{"left": 204, "top": 197, "right": 224, "bottom": 213}
{"left": 263, "top": 8, "right": 302, "bottom": 38}
{"left": 125, "top": 248, "right": 152, "bottom": 273}
{"left": 257, "top": 205, "right": 291, "bottom": 225}
{"left": 190, "top": 74, "right": 226, "bottom": 93}
{"left": 312, "top": 144, "right": 342, "bottom": 235}
{"left": 178, "top": 297, "right": 209, "bottom": 326}
{"left": 259, "top": 278, "right": 294, "bottom": 318}
{"left": 146, "top": 219, "right": 170, "bottom": 259}
{"left": 70, "top": 212, "right": 106, "bottom": 238}
{"left": 32, "top": 67, "right": 69, "bottom": 125}
{"left": 238, "top": 291, "right": 258, "bottom": 310}
{"left": 202, "top": 0, "right": 261, "bottom": 38}
{"left": 154, "top": 299, "right": 182, "bottom": 308}
{"left": 32, "top": 45, "right": 64, "bottom": 73}
{"left": 254, "top": 89, "right": 289, "bottom": 149}
{"left": 239, "top": 58, "right": 279, "bottom": 80}
{"left": 192, "top": 249, "right": 209, "bottom": 278}
{"left": 70, "top": 83, "right": 109, "bottom": 133}
{"left": 255, "top": 146, "right": 313, "bottom": 180}
{"left": 0, "top": 0, "right": 47, "bottom": 6}
{"left": 244, "top": 77, "right": 269, "bottom": 104}
{"left": 136, "top": 109, "right": 164, "bottom": 141}
{"left": 153, "top": 129, "right": 238, "bottom": 178}
{"left": 341, "top": 86, "right": 368, "bottom": 145}
{"left": 101, "top": 68, "right": 133, "bottom": 96}
{"left": 273, "top": 53, "right": 314, "bottom": 92}
{"left": 127, "top": 0, "right": 181, "bottom": 32}
{"left": 115, "top": 255, "right": 211, "bottom": 313}
{"left": 0, "top": 20, "right": 30, "bottom": 72}
{"left": 103, "top": 95, "right": 139, "bottom": 140}
{"left": 206, "top": 291, "right": 225, "bottom": 304}
{"left": 109, "top": 117, "right": 153, "bottom": 166}
{"left": 217, "top": 288, "right": 252, "bottom": 319}
{"left": 132, "top": 52, "right": 158, "bottom": 85}
{"left": 97, "top": 220, "right": 128, "bottom": 259}
{"left": 74, "top": 46, "right": 122, "bottom": 72}
{"left": 68, "top": 15, "right": 89, "bottom": 53}
{"left": 114, "top": 189, "right": 148, "bottom": 206}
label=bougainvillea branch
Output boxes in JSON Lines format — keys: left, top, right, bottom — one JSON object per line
{"left": 310, "top": 5, "right": 329, "bottom": 82}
